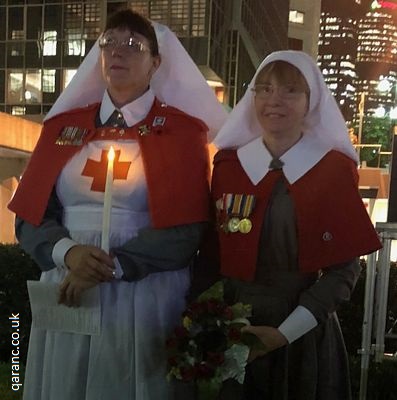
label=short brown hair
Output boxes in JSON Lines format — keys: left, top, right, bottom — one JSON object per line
{"left": 105, "top": 8, "right": 159, "bottom": 56}
{"left": 255, "top": 60, "right": 309, "bottom": 94}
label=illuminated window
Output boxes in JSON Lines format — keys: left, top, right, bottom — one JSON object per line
{"left": 83, "top": 3, "right": 101, "bottom": 39}
{"left": 9, "top": 43, "right": 24, "bottom": 57}
{"left": 289, "top": 10, "right": 304, "bottom": 24}
{"left": 12, "top": 106, "right": 26, "bottom": 115}
{"left": 151, "top": 0, "right": 169, "bottom": 23}
{"left": 170, "top": 0, "right": 190, "bottom": 36}
{"left": 66, "top": 30, "right": 85, "bottom": 56}
{"left": 43, "top": 31, "right": 57, "bottom": 56}
{"left": 131, "top": 1, "right": 149, "bottom": 16}
{"left": 192, "top": 0, "right": 206, "bottom": 37}
{"left": 12, "top": 30, "right": 24, "bottom": 40}
{"left": 25, "top": 70, "right": 42, "bottom": 103}
{"left": 65, "top": 4, "right": 84, "bottom": 56}
{"left": 7, "top": 71, "right": 24, "bottom": 103}
{"left": 43, "top": 70, "right": 56, "bottom": 93}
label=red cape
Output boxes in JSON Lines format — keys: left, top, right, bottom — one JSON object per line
{"left": 9, "top": 99, "right": 211, "bottom": 228}
{"left": 212, "top": 149, "right": 382, "bottom": 279}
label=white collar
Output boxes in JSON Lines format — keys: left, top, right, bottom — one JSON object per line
{"left": 99, "top": 88, "right": 155, "bottom": 127}
{"left": 237, "top": 135, "right": 330, "bottom": 185}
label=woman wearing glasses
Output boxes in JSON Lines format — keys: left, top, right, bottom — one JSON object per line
{"left": 209, "top": 51, "right": 381, "bottom": 399}
{"left": 9, "top": 8, "right": 226, "bottom": 400}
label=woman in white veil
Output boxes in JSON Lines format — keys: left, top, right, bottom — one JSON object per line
{"left": 9, "top": 8, "right": 226, "bottom": 400}
{"left": 208, "top": 50, "right": 380, "bottom": 399}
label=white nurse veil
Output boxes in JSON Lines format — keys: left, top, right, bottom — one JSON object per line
{"left": 213, "top": 50, "right": 357, "bottom": 163}
{"left": 45, "top": 21, "right": 227, "bottom": 141}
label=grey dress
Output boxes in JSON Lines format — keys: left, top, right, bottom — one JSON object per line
{"left": 219, "top": 175, "right": 360, "bottom": 400}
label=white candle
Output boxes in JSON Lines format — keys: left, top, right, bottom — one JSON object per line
{"left": 101, "top": 146, "right": 115, "bottom": 253}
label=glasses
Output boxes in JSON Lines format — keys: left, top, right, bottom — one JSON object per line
{"left": 98, "top": 35, "right": 148, "bottom": 55}
{"left": 251, "top": 83, "right": 307, "bottom": 100}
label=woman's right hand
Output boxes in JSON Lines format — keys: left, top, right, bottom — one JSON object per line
{"left": 64, "top": 245, "right": 115, "bottom": 283}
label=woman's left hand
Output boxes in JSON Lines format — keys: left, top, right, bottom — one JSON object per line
{"left": 241, "top": 325, "right": 288, "bottom": 362}
{"left": 58, "top": 273, "right": 98, "bottom": 308}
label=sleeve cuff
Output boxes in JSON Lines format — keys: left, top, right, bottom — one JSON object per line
{"left": 113, "top": 257, "right": 124, "bottom": 280}
{"left": 52, "top": 238, "right": 78, "bottom": 268}
{"left": 278, "top": 305, "right": 318, "bottom": 344}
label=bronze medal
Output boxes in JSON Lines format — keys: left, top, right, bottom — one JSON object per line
{"left": 238, "top": 218, "right": 252, "bottom": 234}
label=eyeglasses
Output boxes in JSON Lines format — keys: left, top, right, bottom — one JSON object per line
{"left": 98, "top": 35, "right": 148, "bottom": 55}
{"left": 251, "top": 83, "right": 307, "bottom": 100}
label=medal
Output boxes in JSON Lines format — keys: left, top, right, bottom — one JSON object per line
{"left": 238, "top": 218, "right": 252, "bottom": 234}
{"left": 227, "top": 217, "right": 240, "bottom": 233}
{"left": 217, "top": 193, "right": 256, "bottom": 234}
{"left": 56, "top": 126, "right": 88, "bottom": 146}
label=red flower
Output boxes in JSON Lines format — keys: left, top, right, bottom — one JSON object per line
{"left": 223, "top": 306, "right": 233, "bottom": 320}
{"left": 180, "top": 366, "right": 196, "bottom": 382}
{"left": 174, "top": 326, "right": 189, "bottom": 338}
{"left": 228, "top": 326, "right": 241, "bottom": 342}
{"left": 196, "top": 362, "right": 215, "bottom": 379}
{"left": 206, "top": 299, "right": 222, "bottom": 314}
{"left": 168, "top": 356, "right": 178, "bottom": 367}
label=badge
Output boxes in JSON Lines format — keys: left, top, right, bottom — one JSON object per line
{"left": 138, "top": 124, "right": 151, "bottom": 136}
{"left": 153, "top": 116, "right": 166, "bottom": 126}
{"left": 238, "top": 218, "right": 252, "bottom": 234}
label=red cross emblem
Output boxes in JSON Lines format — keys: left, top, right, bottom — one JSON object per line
{"left": 81, "top": 149, "right": 131, "bottom": 192}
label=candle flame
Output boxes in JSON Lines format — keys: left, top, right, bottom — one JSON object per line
{"left": 108, "top": 146, "right": 115, "bottom": 162}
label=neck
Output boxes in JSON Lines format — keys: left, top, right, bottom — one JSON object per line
{"left": 262, "top": 131, "right": 303, "bottom": 159}
{"left": 107, "top": 86, "right": 149, "bottom": 108}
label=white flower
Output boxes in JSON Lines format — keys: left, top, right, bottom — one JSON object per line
{"left": 219, "top": 344, "right": 250, "bottom": 384}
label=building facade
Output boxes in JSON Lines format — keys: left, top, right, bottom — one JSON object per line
{"left": 288, "top": 0, "right": 321, "bottom": 59}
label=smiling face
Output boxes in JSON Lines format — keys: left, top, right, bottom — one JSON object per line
{"left": 100, "top": 28, "right": 161, "bottom": 106}
{"left": 253, "top": 61, "right": 309, "bottom": 146}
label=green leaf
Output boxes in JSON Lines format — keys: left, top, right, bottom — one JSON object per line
{"left": 230, "top": 303, "right": 252, "bottom": 319}
{"left": 197, "top": 378, "right": 222, "bottom": 400}
{"left": 197, "top": 281, "right": 224, "bottom": 302}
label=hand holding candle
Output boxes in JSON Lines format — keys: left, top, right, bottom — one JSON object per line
{"left": 101, "top": 146, "right": 115, "bottom": 254}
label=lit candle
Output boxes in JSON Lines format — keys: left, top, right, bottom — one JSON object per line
{"left": 101, "top": 146, "right": 115, "bottom": 253}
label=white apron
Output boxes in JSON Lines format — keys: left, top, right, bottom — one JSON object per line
{"left": 23, "top": 140, "right": 189, "bottom": 400}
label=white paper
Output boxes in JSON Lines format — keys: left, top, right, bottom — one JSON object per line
{"left": 27, "top": 281, "right": 101, "bottom": 335}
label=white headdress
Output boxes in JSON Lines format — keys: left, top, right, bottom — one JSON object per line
{"left": 213, "top": 50, "right": 357, "bottom": 162}
{"left": 45, "top": 22, "right": 227, "bottom": 141}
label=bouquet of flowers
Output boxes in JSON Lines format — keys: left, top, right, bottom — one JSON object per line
{"left": 166, "top": 281, "right": 261, "bottom": 400}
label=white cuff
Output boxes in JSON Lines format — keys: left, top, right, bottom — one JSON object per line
{"left": 113, "top": 257, "right": 124, "bottom": 280}
{"left": 278, "top": 305, "right": 318, "bottom": 344}
{"left": 52, "top": 238, "right": 78, "bottom": 268}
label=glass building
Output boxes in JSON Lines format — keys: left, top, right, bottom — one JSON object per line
{"left": 317, "top": 0, "right": 364, "bottom": 124}
{"left": 0, "top": 0, "right": 289, "bottom": 119}
{"left": 356, "top": 1, "right": 397, "bottom": 118}
{"left": 318, "top": 0, "right": 397, "bottom": 126}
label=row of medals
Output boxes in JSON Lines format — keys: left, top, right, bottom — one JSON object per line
{"left": 223, "top": 216, "right": 252, "bottom": 234}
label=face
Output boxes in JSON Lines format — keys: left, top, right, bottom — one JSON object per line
{"left": 253, "top": 73, "right": 309, "bottom": 143}
{"left": 100, "top": 28, "right": 160, "bottom": 98}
